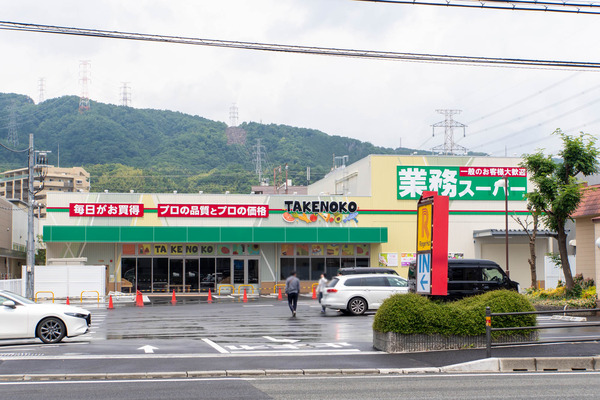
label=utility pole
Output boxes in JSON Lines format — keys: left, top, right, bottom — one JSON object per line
{"left": 26, "top": 134, "right": 35, "bottom": 299}
{"left": 431, "top": 109, "right": 467, "bottom": 155}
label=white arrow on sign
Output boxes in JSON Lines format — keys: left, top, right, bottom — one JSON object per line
{"left": 137, "top": 345, "right": 159, "bottom": 354}
{"left": 263, "top": 336, "right": 300, "bottom": 344}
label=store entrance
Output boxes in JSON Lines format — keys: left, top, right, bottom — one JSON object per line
{"left": 230, "top": 258, "right": 259, "bottom": 295}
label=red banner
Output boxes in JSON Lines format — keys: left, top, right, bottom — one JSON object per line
{"left": 157, "top": 204, "right": 269, "bottom": 218}
{"left": 69, "top": 203, "right": 144, "bottom": 217}
{"left": 459, "top": 166, "right": 527, "bottom": 177}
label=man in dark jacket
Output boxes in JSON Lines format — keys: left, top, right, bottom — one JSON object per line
{"left": 285, "top": 271, "right": 300, "bottom": 317}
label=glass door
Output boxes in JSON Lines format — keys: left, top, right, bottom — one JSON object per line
{"left": 232, "top": 258, "right": 260, "bottom": 295}
{"left": 170, "top": 259, "right": 184, "bottom": 292}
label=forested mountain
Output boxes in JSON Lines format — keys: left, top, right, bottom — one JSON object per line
{"left": 0, "top": 92, "right": 447, "bottom": 193}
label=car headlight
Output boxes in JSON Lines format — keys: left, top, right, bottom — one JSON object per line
{"left": 64, "top": 312, "right": 89, "bottom": 319}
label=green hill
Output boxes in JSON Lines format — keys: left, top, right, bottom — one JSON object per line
{"left": 0, "top": 92, "right": 435, "bottom": 193}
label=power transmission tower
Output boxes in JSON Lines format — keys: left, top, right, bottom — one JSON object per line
{"left": 78, "top": 60, "right": 91, "bottom": 113}
{"left": 226, "top": 103, "right": 246, "bottom": 145}
{"left": 253, "top": 139, "right": 266, "bottom": 183}
{"left": 120, "top": 82, "right": 131, "bottom": 107}
{"left": 7, "top": 100, "right": 18, "bottom": 146}
{"left": 38, "top": 78, "right": 46, "bottom": 104}
{"left": 431, "top": 109, "right": 467, "bottom": 155}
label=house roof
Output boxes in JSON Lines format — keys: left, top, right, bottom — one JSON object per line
{"left": 572, "top": 184, "right": 600, "bottom": 218}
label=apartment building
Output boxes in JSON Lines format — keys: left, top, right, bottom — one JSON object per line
{"left": 0, "top": 166, "right": 90, "bottom": 217}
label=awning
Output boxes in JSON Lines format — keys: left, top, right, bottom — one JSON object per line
{"left": 43, "top": 225, "right": 388, "bottom": 244}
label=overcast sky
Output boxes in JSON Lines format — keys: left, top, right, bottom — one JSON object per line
{"left": 1, "top": 0, "right": 599, "bottom": 158}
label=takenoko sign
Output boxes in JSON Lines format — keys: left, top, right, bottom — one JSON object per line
{"left": 397, "top": 166, "right": 527, "bottom": 201}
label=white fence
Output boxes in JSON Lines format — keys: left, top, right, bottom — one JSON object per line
{"left": 22, "top": 265, "right": 106, "bottom": 300}
{"left": 0, "top": 279, "right": 23, "bottom": 295}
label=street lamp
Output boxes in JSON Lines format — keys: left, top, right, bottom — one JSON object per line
{"left": 496, "top": 176, "right": 510, "bottom": 278}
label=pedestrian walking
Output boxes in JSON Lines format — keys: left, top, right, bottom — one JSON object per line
{"left": 285, "top": 270, "right": 300, "bottom": 317}
{"left": 316, "top": 273, "right": 328, "bottom": 313}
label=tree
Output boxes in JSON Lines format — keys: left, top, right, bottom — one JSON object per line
{"left": 521, "top": 130, "right": 599, "bottom": 289}
{"left": 512, "top": 203, "right": 542, "bottom": 289}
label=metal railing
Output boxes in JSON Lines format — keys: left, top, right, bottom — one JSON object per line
{"left": 485, "top": 306, "right": 600, "bottom": 357}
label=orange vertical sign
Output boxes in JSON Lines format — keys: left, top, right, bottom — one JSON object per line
{"left": 417, "top": 203, "right": 433, "bottom": 251}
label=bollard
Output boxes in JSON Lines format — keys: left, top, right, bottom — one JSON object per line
{"left": 485, "top": 306, "right": 492, "bottom": 358}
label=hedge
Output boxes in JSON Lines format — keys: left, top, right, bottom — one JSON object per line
{"left": 372, "top": 290, "right": 536, "bottom": 338}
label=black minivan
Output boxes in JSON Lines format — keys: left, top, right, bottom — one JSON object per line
{"left": 409, "top": 258, "right": 519, "bottom": 299}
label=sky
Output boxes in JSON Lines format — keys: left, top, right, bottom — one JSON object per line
{"left": 1, "top": 0, "right": 599, "bottom": 158}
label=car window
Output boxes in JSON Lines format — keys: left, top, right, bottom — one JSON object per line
{"left": 362, "top": 277, "right": 389, "bottom": 287}
{"left": 449, "top": 267, "right": 480, "bottom": 281}
{"left": 387, "top": 277, "right": 408, "bottom": 287}
{"left": 482, "top": 267, "right": 504, "bottom": 282}
{"left": 0, "top": 295, "right": 12, "bottom": 305}
{"left": 327, "top": 278, "right": 340, "bottom": 287}
{"left": 0, "top": 292, "right": 33, "bottom": 304}
{"left": 344, "top": 278, "right": 363, "bottom": 287}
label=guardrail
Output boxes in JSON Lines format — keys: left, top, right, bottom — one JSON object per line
{"left": 237, "top": 284, "right": 255, "bottom": 295}
{"left": 218, "top": 284, "right": 235, "bottom": 295}
{"left": 35, "top": 291, "right": 55, "bottom": 303}
{"left": 80, "top": 290, "right": 100, "bottom": 303}
{"left": 485, "top": 306, "right": 600, "bottom": 358}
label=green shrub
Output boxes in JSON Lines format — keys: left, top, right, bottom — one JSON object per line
{"left": 373, "top": 290, "right": 536, "bottom": 338}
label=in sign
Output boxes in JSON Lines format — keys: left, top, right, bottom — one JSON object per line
{"left": 417, "top": 253, "right": 431, "bottom": 294}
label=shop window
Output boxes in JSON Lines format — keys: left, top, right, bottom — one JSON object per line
{"left": 200, "top": 258, "right": 216, "bottom": 290}
{"left": 311, "top": 258, "right": 325, "bottom": 280}
{"left": 341, "top": 258, "right": 355, "bottom": 268}
{"left": 216, "top": 258, "right": 231, "bottom": 284}
{"left": 356, "top": 258, "right": 369, "bottom": 268}
{"left": 296, "top": 258, "right": 310, "bottom": 280}
{"left": 326, "top": 258, "right": 340, "bottom": 279}
{"left": 186, "top": 259, "right": 199, "bottom": 291}
{"left": 122, "top": 258, "right": 136, "bottom": 289}
{"left": 280, "top": 258, "right": 295, "bottom": 280}
{"left": 152, "top": 258, "right": 168, "bottom": 292}
{"left": 137, "top": 258, "right": 152, "bottom": 292}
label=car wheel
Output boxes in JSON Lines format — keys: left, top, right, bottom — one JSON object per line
{"left": 37, "top": 317, "right": 66, "bottom": 344}
{"left": 348, "top": 297, "right": 367, "bottom": 315}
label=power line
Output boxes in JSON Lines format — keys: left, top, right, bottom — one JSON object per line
{"left": 352, "top": 0, "right": 600, "bottom": 14}
{"left": 1, "top": 21, "right": 600, "bottom": 70}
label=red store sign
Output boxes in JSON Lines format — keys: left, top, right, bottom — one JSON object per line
{"left": 158, "top": 204, "right": 269, "bottom": 218}
{"left": 459, "top": 166, "right": 527, "bottom": 177}
{"left": 70, "top": 203, "right": 144, "bottom": 217}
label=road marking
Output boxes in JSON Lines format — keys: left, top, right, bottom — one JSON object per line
{"left": 263, "top": 336, "right": 299, "bottom": 343}
{"left": 242, "top": 305, "right": 274, "bottom": 308}
{"left": 137, "top": 345, "right": 158, "bottom": 354}
{"left": 202, "top": 338, "right": 230, "bottom": 354}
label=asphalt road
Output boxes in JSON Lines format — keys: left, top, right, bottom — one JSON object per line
{"left": 1, "top": 372, "right": 599, "bottom": 400}
{"left": 1, "top": 295, "right": 600, "bottom": 377}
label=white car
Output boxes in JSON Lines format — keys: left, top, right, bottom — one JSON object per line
{"left": 0, "top": 290, "right": 91, "bottom": 344}
{"left": 321, "top": 274, "right": 409, "bottom": 315}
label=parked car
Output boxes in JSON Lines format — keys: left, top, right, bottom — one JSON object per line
{"left": 408, "top": 258, "right": 519, "bottom": 300}
{"left": 0, "top": 290, "right": 91, "bottom": 344}
{"left": 337, "top": 267, "right": 399, "bottom": 276}
{"left": 321, "top": 273, "right": 408, "bottom": 315}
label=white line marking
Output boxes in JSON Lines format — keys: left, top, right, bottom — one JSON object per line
{"left": 201, "top": 338, "right": 229, "bottom": 354}
{"left": 242, "top": 305, "right": 274, "bottom": 308}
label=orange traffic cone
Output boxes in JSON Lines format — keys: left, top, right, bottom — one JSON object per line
{"left": 277, "top": 288, "right": 282, "bottom": 301}
{"left": 108, "top": 295, "right": 114, "bottom": 310}
{"left": 136, "top": 290, "right": 144, "bottom": 307}
{"left": 171, "top": 290, "right": 177, "bottom": 305}
{"left": 207, "top": 288, "right": 213, "bottom": 303}
{"left": 243, "top": 288, "right": 248, "bottom": 303}
{"left": 312, "top": 286, "right": 317, "bottom": 299}
{"left": 66, "top": 297, "right": 70, "bottom": 305}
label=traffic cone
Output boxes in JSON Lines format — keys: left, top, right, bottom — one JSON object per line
{"left": 207, "top": 288, "right": 213, "bottom": 303}
{"left": 277, "top": 288, "right": 282, "bottom": 300}
{"left": 66, "top": 297, "right": 70, "bottom": 305}
{"left": 108, "top": 295, "right": 114, "bottom": 310}
{"left": 171, "top": 290, "right": 177, "bottom": 305}
{"left": 312, "top": 286, "right": 317, "bottom": 299}
{"left": 243, "top": 288, "right": 248, "bottom": 303}
{"left": 136, "top": 290, "right": 144, "bottom": 307}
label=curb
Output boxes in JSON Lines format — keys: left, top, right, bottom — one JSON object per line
{"left": 1, "top": 357, "right": 599, "bottom": 382}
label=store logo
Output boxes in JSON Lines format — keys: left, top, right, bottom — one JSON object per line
{"left": 282, "top": 200, "right": 359, "bottom": 224}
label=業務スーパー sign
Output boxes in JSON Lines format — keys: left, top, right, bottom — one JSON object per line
{"left": 397, "top": 166, "right": 527, "bottom": 200}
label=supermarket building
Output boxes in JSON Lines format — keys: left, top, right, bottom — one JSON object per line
{"left": 42, "top": 155, "right": 557, "bottom": 294}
